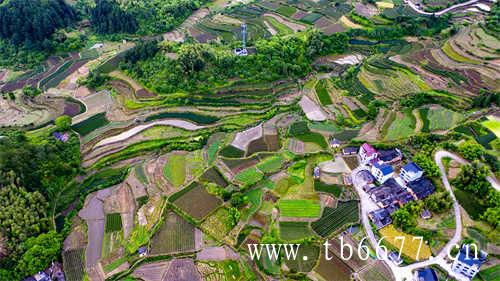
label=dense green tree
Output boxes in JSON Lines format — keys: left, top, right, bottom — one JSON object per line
{"left": 424, "top": 191, "right": 452, "bottom": 214}
{"left": 0, "top": 0, "right": 77, "bottom": 45}
{"left": 0, "top": 181, "right": 50, "bottom": 253}
{"left": 0, "top": 131, "right": 80, "bottom": 196}
{"left": 482, "top": 207, "right": 499, "bottom": 229}
{"left": 90, "top": 0, "right": 138, "bottom": 34}
{"left": 82, "top": 70, "right": 109, "bottom": 89}
{"left": 452, "top": 161, "right": 491, "bottom": 197}
{"left": 22, "top": 86, "right": 42, "bottom": 98}
{"left": 413, "top": 153, "right": 440, "bottom": 178}
{"left": 393, "top": 207, "right": 416, "bottom": 232}
{"left": 230, "top": 192, "right": 249, "bottom": 208}
{"left": 55, "top": 115, "right": 72, "bottom": 131}
{"left": 16, "top": 231, "right": 62, "bottom": 278}
{"left": 458, "top": 141, "right": 485, "bottom": 161}
{"left": 485, "top": 2, "right": 500, "bottom": 34}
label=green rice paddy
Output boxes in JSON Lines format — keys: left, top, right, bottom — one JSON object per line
{"left": 279, "top": 199, "right": 321, "bottom": 218}
{"left": 163, "top": 154, "right": 186, "bottom": 188}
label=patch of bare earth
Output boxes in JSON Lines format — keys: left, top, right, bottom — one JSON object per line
{"left": 132, "top": 261, "right": 172, "bottom": 281}
{"left": 146, "top": 154, "right": 175, "bottom": 194}
{"left": 163, "top": 259, "right": 202, "bottom": 281}
{"left": 263, "top": 13, "right": 306, "bottom": 32}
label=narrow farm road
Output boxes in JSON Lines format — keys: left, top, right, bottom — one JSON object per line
{"left": 406, "top": 0, "right": 482, "bottom": 16}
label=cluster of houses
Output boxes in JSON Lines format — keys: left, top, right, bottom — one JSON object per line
{"left": 352, "top": 143, "right": 436, "bottom": 230}
{"left": 23, "top": 262, "right": 65, "bottom": 281}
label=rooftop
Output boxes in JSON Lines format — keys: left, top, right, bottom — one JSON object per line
{"left": 374, "top": 162, "right": 394, "bottom": 176}
{"left": 343, "top": 146, "right": 358, "bottom": 154}
{"left": 369, "top": 208, "right": 392, "bottom": 229}
{"left": 456, "top": 244, "right": 487, "bottom": 268}
{"left": 402, "top": 162, "right": 423, "bottom": 174}
{"left": 361, "top": 143, "right": 377, "bottom": 155}
{"left": 416, "top": 268, "right": 438, "bottom": 281}
{"left": 379, "top": 148, "right": 402, "bottom": 163}
{"left": 408, "top": 177, "right": 435, "bottom": 200}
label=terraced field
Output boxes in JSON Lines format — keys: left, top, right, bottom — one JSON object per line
{"left": 312, "top": 200, "right": 359, "bottom": 237}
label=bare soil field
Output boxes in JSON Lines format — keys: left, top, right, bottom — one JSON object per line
{"left": 163, "top": 259, "right": 202, "bottom": 281}
{"left": 299, "top": 95, "right": 327, "bottom": 121}
{"left": 231, "top": 124, "right": 263, "bottom": 151}
{"left": 132, "top": 261, "right": 171, "bottom": 281}
{"left": 172, "top": 182, "right": 222, "bottom": 220}
{"left": 196, "top": 246, "right": 239, "bottom": 261}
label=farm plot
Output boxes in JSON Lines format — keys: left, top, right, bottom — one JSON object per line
{"left": 425, "top": 106, "right": 464, "bottom": 132}
{"left": 231, "top": 124, "right": 263, "bottom": 151}
{"left": 145, "top": 111, "right": 220, "bottom": 124}
{"left": 385, "top": 111, "right": 416, "bottom": 140}
{"left": 150, "top": 212, "right": 196, "bottom": 255}
{"left": 200, "top": 167, "right": 228, "bottom": 187}
{"left": 262, "top": 13, "right": 306, "bottom": 32}
{"left": 289, "top": 121, "right": 328, "bottom": 149}
{"left": 284, "top": 244, "right": 320, "bottom": 273}
{"left": 63, "top": 249, "right": 85, "bottom": 281}
{"left": 481, "top": 115, "right": 500, "bottom": 138}
{"left": 241, "top": 188, "right": 263, "bottom": 221}
{"left": 314, "top": 180, "right": 342, "bottom": 197}
{"left": 379, "top": 224, "right": 432, "bottom": 261}
{"left": 264, "top": 16, "right": 293, "bottom": 35}
{"left": 201, "top": 207, "right": 236, "bottom": 241}
{"left": 257, "top": 155, "right": 285, "bottom": 174}
{"left": 280, "top": 222, "right": 316, "bottom": 241}
{"left": 171, "top": 182, "right": 222, "bottom": 220}
{"left": 219, "top": 145, "right": 245, "bottom": 158}
{"left": 299, "top": 95, "right": 327, "bottom": 121}
{"left": 279, "top": 199, "right": 321, "bottom": 218}
{"left": 163, "top": 153, "right": 186, "bottom": 188}
{"left": 234, "top": 167, "right": 264, "bottom": 187}
{"left": 315, "top": 248, "right": 353, "bottom": 281}
{"left": 72, "top": 112, "right": 110, "bottom": 136}
{"left": 358, "top": 63, "right": 428, "bottom": 100}
{"left": 315, "top": 79, "right": 333, "bottom": 106}
{"left": 312, "top": 200, "right": 359, "bottom": 237}
{"left": 102, "top": 213, "right": 123, "bottom": 258}
{"left": 358, "top": 260, "right": 393, "bottom": 281}
{"left": 276, "top": 5, "right": 297, "bottom": 17}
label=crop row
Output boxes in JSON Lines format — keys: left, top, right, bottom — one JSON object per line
{"left": 312, "top": 201, "right": 359, "bottom": 237}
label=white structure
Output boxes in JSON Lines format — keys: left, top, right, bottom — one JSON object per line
{"left": 400, "top": 162, "right": 424, "bottom": 183}
{"left": 359, "top": 143, "right": 378, "bottom": 165}
{"left": 452, "top": 244, "right": 487, "bottom": 280}
{"left": 371, "top": 162, "right": 394, "bottom": 183}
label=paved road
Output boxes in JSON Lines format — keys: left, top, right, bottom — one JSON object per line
{"left": 406, "top": 0, "right": 483, "bottom": 16}
{"left": 351, "top": 149, "right": 498, "bottom": 281}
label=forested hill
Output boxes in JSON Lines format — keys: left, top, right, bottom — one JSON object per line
{"left": 86, "top": 0, "right": 207, "bottom": 34}
{"left": 0, "top": 0, "right": 77, "bottom": 45}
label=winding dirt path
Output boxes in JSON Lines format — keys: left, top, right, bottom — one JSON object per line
{"left": 95, "top": 119, "right": 206, "bottom": 147}
{"left": 413, "top": 109, "right": 422, "bottom": 133}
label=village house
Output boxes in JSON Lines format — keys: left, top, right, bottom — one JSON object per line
{"left": 368, "top": 208, "right": 392, "bottom": 229}
{"left": 313, "top": 166, "right": 321, "bottom": 179}
{"left": 401, "top": 162, "right": 424, "bottom": 183}
{"left": 378, "top": 148, "right": 403, "bottom": 164}
{"left": 330, "top": 137, "right": 342, "bottom": 148}
{"left": 371, "top": 162, "right": 394, "bottom": 183}
{"left": 359, "top": 143, "right": 378, "bottom": 165}
{"left": 408, "top": 177, "right": 436, "bottom": 200}
{"left": 367, "top": 178, "right": 414, "bottom": 208}
{"left": 452, "top": 244, "right": 487, "bottom": 280}
{"left": 342, "top": 146, "right": 358, "bottom": 155}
